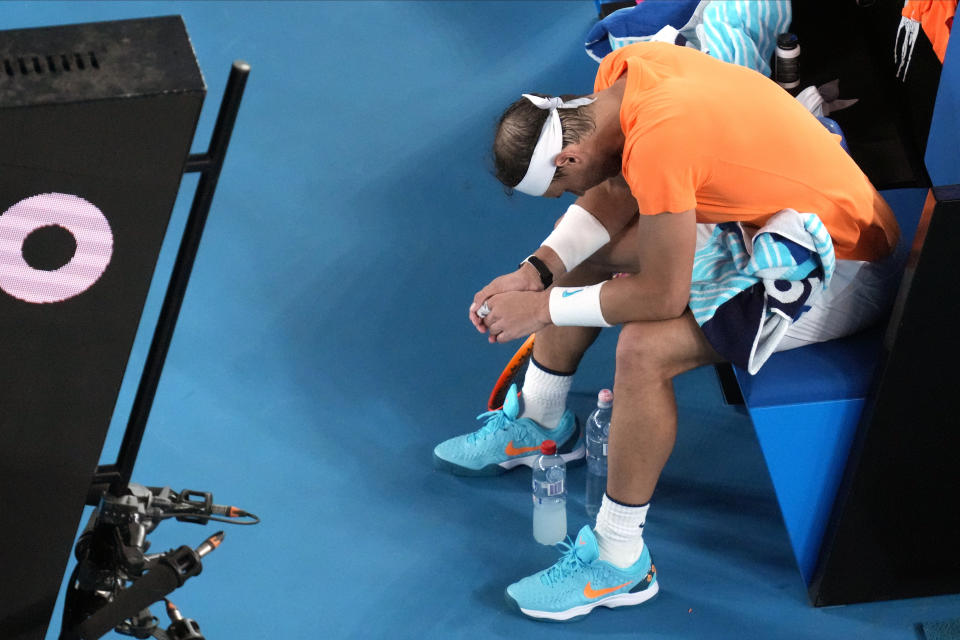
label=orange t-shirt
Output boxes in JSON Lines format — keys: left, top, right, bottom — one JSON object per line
{"left": 594, "top": 43, "right": 899, "bottom": 261}
{"left": 903, "top": 0, "right": 955, "bottom": 63}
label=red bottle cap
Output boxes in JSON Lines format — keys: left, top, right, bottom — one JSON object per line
{"left": 540, "top": 440, "right": 557, "bottom": 455}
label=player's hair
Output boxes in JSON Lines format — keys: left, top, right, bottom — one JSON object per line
{"left": 492, "top": 93, "right": 596, "bottom": 192}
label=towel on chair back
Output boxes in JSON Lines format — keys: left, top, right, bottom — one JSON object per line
{"left": 585, "top": 0, "right": 792, "bottom": 77}
{"left": 689, "top": 210, "right": 836, "bottom": 374}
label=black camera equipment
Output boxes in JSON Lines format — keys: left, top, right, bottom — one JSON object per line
{"left": 60, "top": 485, "right": 259, "bottom": 640}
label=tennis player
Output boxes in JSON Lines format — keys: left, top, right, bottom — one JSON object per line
{"left": 434, "top": 42, "right": 900, "bottom": 622}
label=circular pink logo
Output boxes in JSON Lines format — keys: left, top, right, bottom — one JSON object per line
{"left": 0, "top": 193, "right": 113, "bottom": 303}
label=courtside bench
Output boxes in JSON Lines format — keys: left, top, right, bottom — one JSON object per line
{"left": 721, "top": 5, "right": 960, "bottom": 606}
{"left": 726, "top": 188, "right": 925, "bottom": 594}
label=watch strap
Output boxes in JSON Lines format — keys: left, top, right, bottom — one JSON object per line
{"left": 520, "top": 255, "right": 553, "bottom": 289}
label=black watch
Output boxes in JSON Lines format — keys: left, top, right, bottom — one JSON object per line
{"left": 520, "top": 255, "right": 553, "bottom": 289}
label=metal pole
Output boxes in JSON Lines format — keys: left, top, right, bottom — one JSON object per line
{"left": 109, "top": 61, "right": 250, "bottom": 487}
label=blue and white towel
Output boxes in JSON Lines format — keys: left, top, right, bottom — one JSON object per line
{"left": 585, "top": 0, "right": 792, "bottom": 78}
{"left": 696, "top": 0, "right": 792, "bottom": 77}
{"left": 585, "top": 0, "right": 702, "bottom": 61}
{"left": 689, "top": 210, "right": 836, "bottom": 374}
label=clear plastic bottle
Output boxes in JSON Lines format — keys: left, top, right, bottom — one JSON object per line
{"left": 585, "top": 389, "right": 613, "bottom": 518}
{"left": 532, "top": 439, "right": 567, "bottom": 545}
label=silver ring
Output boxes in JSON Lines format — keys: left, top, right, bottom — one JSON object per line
{"left": 477, "top": 301, "right": 491, "bottom": 318}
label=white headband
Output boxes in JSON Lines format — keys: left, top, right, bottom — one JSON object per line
{"left": 513, "top": 94, "right": 596, "bottom": 196}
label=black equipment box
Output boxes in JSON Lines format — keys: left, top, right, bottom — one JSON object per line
{"left": 0, "top": 17, "right": 205, "bottom": 640}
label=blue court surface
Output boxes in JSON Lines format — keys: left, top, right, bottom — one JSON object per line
{"left": 10, "top": 2, "right": 957, "bottom": 638}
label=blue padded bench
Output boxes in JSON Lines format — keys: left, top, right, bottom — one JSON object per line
{"left": 730, "top": 187, "right": 926, "bottom": 585}
{"left": 728, "top": 18, "right": 960, "bottom": 604}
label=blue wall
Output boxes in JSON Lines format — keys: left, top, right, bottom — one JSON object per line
{"left": 927, "top": 24, "right": 960, "bottom": 186}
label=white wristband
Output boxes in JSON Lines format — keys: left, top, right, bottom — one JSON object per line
{"left": 549, "top": 283, "right": 612, "bottom": 327}
{"left": 541, "top": 204, "right": 611, "bottom": 272}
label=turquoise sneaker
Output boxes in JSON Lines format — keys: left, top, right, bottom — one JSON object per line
{"left": 505, "top": 525, "right": 658, "bottom": 622}
{"left": 433, "top": 384, "right": 584, "bottom": 476}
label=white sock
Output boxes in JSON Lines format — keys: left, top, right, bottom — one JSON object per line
{"left": 519, "top": 358, "right": 573, "bottom": 429}
{"left": 595, "top": 494, "right": 649, "bottom": 568}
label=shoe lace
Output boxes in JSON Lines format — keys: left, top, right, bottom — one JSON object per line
{"left": 541, "top": 536, "right": 587, "bottom": 586}
{"left": 467, "top": 409, "right": 513, "bottom": 443}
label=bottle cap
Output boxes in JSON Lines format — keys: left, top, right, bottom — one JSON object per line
{"left": 598, "top": 388, "right": 613, "bottom": 408}
{"left": 777, "top": 33, "right": 799, "bottom": 50}
{"left": 540, "top": 440, "right": 557, "bottom": 455}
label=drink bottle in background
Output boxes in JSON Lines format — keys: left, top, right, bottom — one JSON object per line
{"left": 774, "top": 32, "right": 801, "bottom": 95}
{"left": 585, "top": 389, "right": 613, "bottom": 518}
{"left": 532, "top": 439, "right": 567, "bottom": 545}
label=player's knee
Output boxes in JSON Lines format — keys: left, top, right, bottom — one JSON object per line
{"left": 615, "top": 322, "right": 672, "bottom": 381}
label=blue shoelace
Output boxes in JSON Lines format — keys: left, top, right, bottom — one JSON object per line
{"left": 467, "top": 409, "right": 514, "bottom": 443}
{"left": 541, "top": 536, "right": 587, "bottom": 586}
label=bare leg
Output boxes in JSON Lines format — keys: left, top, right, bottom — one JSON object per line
{"left": 606, "top": 311, "right": 723, "bottom": 505}
{"left": 529, "top": 260, "right": 613, "bottom": 373}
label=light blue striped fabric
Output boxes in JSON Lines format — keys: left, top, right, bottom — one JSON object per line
{"left": 695, "top": 0, "right": 792, "bottom": 77}
{"left": 595, "top": 0, "right": 792, "bottom": 77}
{"left": 689, "top": 211, "right": 835, "bottom": 373}
{"left": 690, "top": 211, "right": 835, "bottom": 326}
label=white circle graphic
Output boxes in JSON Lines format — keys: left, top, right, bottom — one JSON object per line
{"left": 0, "top": 193, "right": 113, "bottom": 303}
{"left": 765, "top": 279, "right": 805, "bottom": 304}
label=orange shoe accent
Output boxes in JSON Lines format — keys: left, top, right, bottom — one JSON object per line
{"left": 504, "top": 441, "right": 540, "bottom": 456}
{"left": 583, "top": 580, "right": 632, "bottom": 600}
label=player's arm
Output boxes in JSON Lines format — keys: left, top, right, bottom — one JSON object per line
{"left": 547, "top": 209, "right": 696, "bottom": 329}
{"left": 527, "top": 174, "right": 639, "bottom": 280}
{"left": 482, "top": 209, "right": 696, "bottom": 343}
{"left": 596, "top": 209, "right": 696, "bottom": 323}
{"left": 469, "top": 175, "right": 635, "bottom": 332}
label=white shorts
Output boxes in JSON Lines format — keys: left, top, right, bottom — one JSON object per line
{"left": 693, "top": 222, "right": 902, "bottom": 354}
{"left": 776, "top": 254, "right": 901, "bottom": 352}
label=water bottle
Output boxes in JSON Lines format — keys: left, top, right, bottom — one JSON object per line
{"left": 585, "top": 389, "right": 613, "bottom": 518}
{"left": 774, "top": 33, "right": 801, "bottom": 95}
{"left": 532, "top": 440, "right": 567, "bottom": 545}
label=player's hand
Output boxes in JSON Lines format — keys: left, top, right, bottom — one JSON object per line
{"left": 469, "top": 265, "right": 542, "bottom": 332}
{"left": 481, "top": 290, "right": 551, "bottom": 343}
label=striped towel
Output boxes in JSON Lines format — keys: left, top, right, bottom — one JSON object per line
{"left": 696, "top": 0, "right": 792, "bottom": 77}
{"left": 585, "top": 0, "right": 792, "bottom": 78}
{"left": 689, "top": 210, "right": 836, "bottom": 374}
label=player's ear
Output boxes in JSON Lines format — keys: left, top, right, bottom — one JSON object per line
{"left": 555, "top": 146, "right": 581, "bottom": 168}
